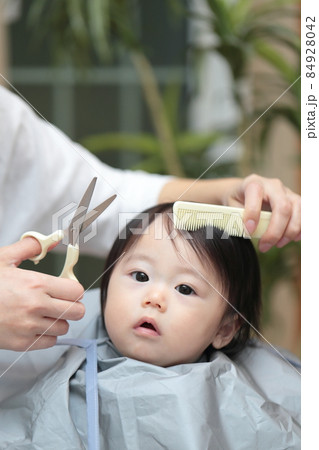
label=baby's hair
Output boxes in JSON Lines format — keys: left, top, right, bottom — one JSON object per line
{"left": 100, "top": 203, "right": 261, "bottom": 358}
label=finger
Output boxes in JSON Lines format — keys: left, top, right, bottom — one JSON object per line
{"left": 7, "top": 334, "right": 58, "bottom": 352}
{"left": 258, "top": 197, "right": 292, "bottom": 252}
{"left": 14, "top": 269, "right": 84, "bottom": 305}
{"left": 35, "top": 318, "right": 70, "bottom": 337}
{"left": 14, "top": 318, "right": 71, "bottom": 351}
{"left": 0, "top": 237, "right": 42, "bottom": 267}
{"left": 242, "top": 181, "right": 264, "bottom": 235}
{"left": 39, "top": 296, "right": 86, "bottom": 321}
{"left": 23, "top": 335, "right": 58, "bottom": 352}
{"left": 32, "top": 336, "right": 58, "bottom": 350}
{"left": 43, "top": 274, "right": 84, "bottom": 302}
{"left": 276, "top": 193, "right": 301, "bottom": 248}
{"left": 294, "top": 232, "right": 301, "bottom": 242}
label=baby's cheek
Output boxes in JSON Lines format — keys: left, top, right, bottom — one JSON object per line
{"left": 104, "top": 301, "right": 117, "bottom": 337}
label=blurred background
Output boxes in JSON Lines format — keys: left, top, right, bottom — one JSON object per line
{"left": 0, "top": 0, "right": 300, "bottom": 355}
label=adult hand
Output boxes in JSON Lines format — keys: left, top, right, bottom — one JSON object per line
{"left": 159, "top": 173, "right": 301, "bottom": 252}
{"left": 0, "top": 237, "right": 85, "bottom": 351}
{"left": 224, "top": 174, "right": 301, "bottom": 252}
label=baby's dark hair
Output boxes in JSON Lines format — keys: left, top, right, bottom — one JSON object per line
{"left": 100, "top": 203, "right": 261, "bottom": 358}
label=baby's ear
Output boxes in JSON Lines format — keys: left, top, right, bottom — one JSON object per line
{"left": 211, "top": 314, "right": 240, "bottom": 350}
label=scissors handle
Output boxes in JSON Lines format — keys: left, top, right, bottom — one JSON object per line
{"left": 59, "top": 244, "right": 79, "bottom": 281}
{"left": 20, "top": 230, "right": 64, "bottom": 265}
{"left": 21, "top": 231, "right": 79, "bottom": 281}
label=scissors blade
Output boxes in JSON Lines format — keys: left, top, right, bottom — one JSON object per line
{"left": 80, "top": 194, "right": 117, "bottom": 233}
{"left": 68, "top": 177, "right": 97, "bottom": 245}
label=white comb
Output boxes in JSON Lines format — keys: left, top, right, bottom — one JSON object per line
{"left": 173, "top": 201, "right": 272, "bottom": 238}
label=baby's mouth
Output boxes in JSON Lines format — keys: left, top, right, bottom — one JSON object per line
{"left": 134, "top": 318, "right": 160, "bottom": 336}
{"left": 141, "top": 322, "right": 156, "bottom": 331}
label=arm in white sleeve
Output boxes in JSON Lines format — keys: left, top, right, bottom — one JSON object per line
{"left": 0, "top": 86, "right": 172, "bottom": 256}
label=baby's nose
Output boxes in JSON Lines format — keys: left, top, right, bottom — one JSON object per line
{"left": 142, "top": 292, "right": 167, "bottom": 312}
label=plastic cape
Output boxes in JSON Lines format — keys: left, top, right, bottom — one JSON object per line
{"left": 0, "top": 319, "right": 300, "bottom": 450}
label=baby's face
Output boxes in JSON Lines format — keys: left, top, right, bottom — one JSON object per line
{"left": 104, "top": 219, "right": 236, "bottom": 367}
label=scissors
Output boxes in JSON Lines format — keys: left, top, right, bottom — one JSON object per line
{"left": 20, "top": 177, "right": 116, "bottom": 281}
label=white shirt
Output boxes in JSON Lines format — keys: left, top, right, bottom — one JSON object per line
{"left": 0, "top": 85, "right": 171, "bottom": 252}
{"left": 0, "top": 86, "right": 171, "bottom": 400}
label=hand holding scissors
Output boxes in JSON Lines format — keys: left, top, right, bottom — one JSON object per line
{"left": 0, "top": 178, "right": 116, "bottom": 351}
{"left": 21, "top": 177, "right": 116, "bottom": 281}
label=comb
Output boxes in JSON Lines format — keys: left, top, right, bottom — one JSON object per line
{"left": 173, "top": 201, "right": 272, "bottom": 238}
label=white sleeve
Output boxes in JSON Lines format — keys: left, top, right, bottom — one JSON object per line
{"left": 0, "top": 86, "right": 172, "bottom": 256}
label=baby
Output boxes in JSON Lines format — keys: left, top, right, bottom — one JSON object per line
{"left": 100, "top": 202, "right": 261, "bottom": 366}
{"left": 1, "top": 203, "right": 300, "bottom": 449}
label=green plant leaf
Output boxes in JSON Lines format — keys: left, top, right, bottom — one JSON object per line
{"left": 247, "top": 24, "right": 300, "bottom": 54}
{"left": 176, "top": 132, "right": 221, "bottom": 154}
{"left": 253, "top": 0, "right": 299, "bottom": 19}
{"left": 254, "top": 40, "right": 298, "bottom": 84}
{"left": 87, "top": 0, "right": 111, "bottom": 61}
{"left": 229, "top": 0, "right": 253, "bottom": 31}
{"left": 207, "top": 0, "right": 233, "bottom": 40}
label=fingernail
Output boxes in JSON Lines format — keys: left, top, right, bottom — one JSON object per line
{"left": 276, "top": 237, "right": 289, "bottom": 248}
{"left": 245, "top": 220, "right": 256, "bottom": 234}
{"left": 259, "top": 243, "right": 272, "bottom": 253}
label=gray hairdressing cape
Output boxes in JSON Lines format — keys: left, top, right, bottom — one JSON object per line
{"left": 0, "top": 318, "right": 300, "bottom": 450}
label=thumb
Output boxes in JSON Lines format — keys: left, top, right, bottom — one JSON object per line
{"left": 0, "top": 237, "right": 43, "bottom": 268}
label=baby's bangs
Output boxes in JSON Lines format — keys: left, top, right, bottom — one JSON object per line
{"left": 124, "top": 204, "right": 175, "bottom": 250}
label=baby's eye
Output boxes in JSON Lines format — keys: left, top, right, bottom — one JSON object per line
{"left": 175, "top": 284, "right": 195, "bottom": 296}
{"left": 131, "top": 271, "right": 149, "bottom": 282}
